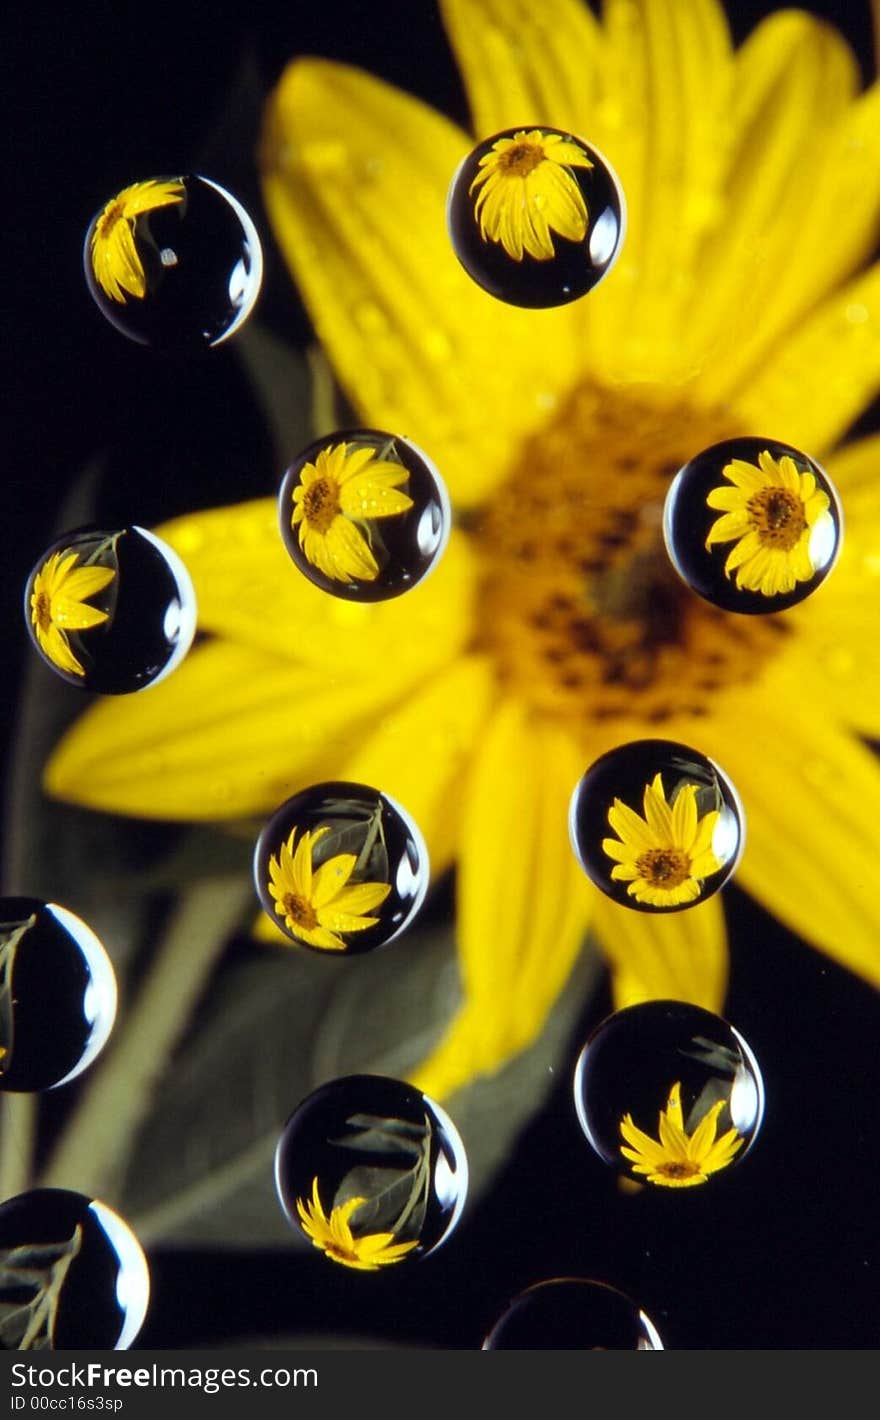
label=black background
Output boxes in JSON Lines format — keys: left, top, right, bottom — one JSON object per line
{"left": 3, "top": 0, "right": 879, "bottom": 1351}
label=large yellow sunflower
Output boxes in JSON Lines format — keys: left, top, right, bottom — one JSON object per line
{"left": 44, "top": 0, "right": 880, "bottom": 1106}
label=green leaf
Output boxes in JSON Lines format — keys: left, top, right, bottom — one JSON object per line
{"left": 0, "top": 1224, "right": 83, "bottom": 1351}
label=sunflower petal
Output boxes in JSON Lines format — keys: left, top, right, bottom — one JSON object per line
{"left": 409, "top": 701, "right": 594, "bottom": 1099}
{"left": 689, "top": 10, "right": 861, "bottom": 398}
{"left": 593, "top": 892, "right": 728, "bottom": 1013}
{"left": 260, "top": 59, "right": 580, "bottom": 509}
{"left": 44, "top": 640, "right": 429, "bottom": 820}
{"left": 710, "top": 690, "right": 880, "bottom": 987}
{"left": 338, "top": 654, "right": 497, "bottom": 879}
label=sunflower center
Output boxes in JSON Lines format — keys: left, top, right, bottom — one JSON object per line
{"left": 657, "top": 1160, "right": 701, "bottom": 1181}
{"left": 746, "top": 487, "right": 807, "bottom": 550}
{"left": 282, "top": 892, "right": 318, "bottom": 931}
{"left": 473, "top": 382, "right": 792, "bottom": 738}
{"left": 302, "top": 477, "right": 341, "bottom": 534}
{"left": 32, "top": 590, "right": 51, "bottom": 632}
{"left": 498, "top": 141, "right": 545, "bottom": 178}
{"left": 636, "top": 847, "right": 690, "bottom": 889}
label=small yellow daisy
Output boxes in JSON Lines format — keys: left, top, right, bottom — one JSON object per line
{"left": 29, "top": 549, "right": 115, "bottom": 678}
{"left": 602, "top": 774, "right": 722, "bottom": 908}
{"left": 295, "top": 1176, "right": 419, "bottom": 1270}
{"left": 469, "top": 128, "right": 593, "bottom": 261}
{"left": 619, "top": 1080, "right": 745, "bottom": 1187}
{"left": 90, "top": 178, "right": 185, "bottom": 304}
{"left": 267, "top": 824, "right": 391, "bottom": 951}
{"left": 705, "top": 449, "right": 833, "bottom": 597}
{"left": 291, "top": 441, "right": 414, "bottom": 583}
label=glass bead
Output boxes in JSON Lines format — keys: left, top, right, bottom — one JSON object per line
{"left": 573, "top": 999, "right": 764, "bottom": 1188}
{"left": 663, "top": 435, "right": 843, "bottom": 614}
{"left": 24, "top": 523, "right": 197, "bottom": 693}
{"left": 0, "top": 898, "right": 117, "bottom": 1094}
{"left": 568, "top": 738, "right": 744, "bottom": 913}
{"left": 275, "top": 1073, "right": 468, "bottom": 1268}
{"left": 278, "top": 429, "right": 451, "bottom": 602}
{"left": 0, "top": 1188, "right": 150, "bottom": 1349}
{"left": 253, "top": 781, "right": 429, "bottom": 955}
{"left": 482, "top": 1277, "right": 664, "bottom": 1350}
{"left": 446, "top": 126, "right": 625, "bottom": 308}
{"left": 83, "top": 173, "right": 263, "bottom": 352}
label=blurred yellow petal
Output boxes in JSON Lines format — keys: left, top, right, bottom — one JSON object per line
{"left": 44, "top": 640, "right": 434, "bottom": 821}
{"left": 339, "top": 654, "right": 497, "bottom": 880}
{"left": 730, "top": 261, "right": 880, "bottom": 458}
{"left": 410, "top": 700, "right": 594, "bottom": 1099}
{"left": 158, "top": 500, "right": 477, "bottom": 676}
{"left": 712, "top": 694, "right": 880, "bottom": 988}
{"left": 689, "top": 10, "right": 861, "bottom": 397}
{"left": 259, "top": 58, "right": 580, "bottom": 509}
{"left": 594, "top": 892, "right": 728, "bottom": 1014}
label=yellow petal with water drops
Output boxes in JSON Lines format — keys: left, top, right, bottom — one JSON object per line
{"left": 688, "top": 9, "right": 860, "bottom": 399}
{"left": 710, "top": 691, "right": 880, "bottom": 989}
{"left": 409, "top": 700, "right": 595, "bottom": 1101}
{"left": 597, "top": 0, "right": 734, "bottom": 383}
{"left": 259, "top": 58, "right": 580, "bottom": 510}
{"left": 44, "top": 639, "right": 435, "bottom": 821}
{"left": 593, "top": 892, "right": 728, "bottom": 1015}
{"left": 338, "top": 654, "right": 497, "bottom": 881}
{"left": 777, "top": 437, "right": 880, "bottom": 739}
{"left": 439, "top": 0, "right": 602, "bottom": 139}
{"left": 156, "top": 500, "right": 476, "bottom": 677}
{"left": 730, "top": 260, "right": 880, "bottom": 460}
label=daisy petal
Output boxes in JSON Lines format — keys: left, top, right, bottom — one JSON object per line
{"left": 260, "top": 60, "right": 579, "bottom": 509}
{"left": 339, "top": 655, "right": 496, "bottom": 879}
{"left": 409, "top": 702, "right": 595, "bottom": 1099}
{"left": 44, "top": 640, "right": 430, "bottom": 820}
{"left": 710, "top": 692, "right": 880, "bottom": 987}
{"left": 158, "top": 500, "right": 476, "bottom": 678}
{"left": 593, "top": 892, "right": 728, "bottom": 1013}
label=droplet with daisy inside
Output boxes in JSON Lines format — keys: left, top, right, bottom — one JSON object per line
{"left": 253, "top": 781, "right": 430, "bottom": 955}
{"left": 662, "top": 436, "right": 843, "bottom": 614}
{"left": 568, "top": 738, "right": 744, "bottom": 913}
{"left": 0, "top": 1188, "right": 150, "bottom": 1349}
{"left": 482, "top": 1277, "right": 664, "bottom": 1350}
{"left": 0, "top": 898, "right": 117, "bottom": 1094}
{"left": 275, "top": 1074, "right": 468, "bottom": 1269}
{"left": 24, "top": 524, "right": 197, "bottom": 693}
{"left": 83, "top": 173, "right": 263, "bottom": 352}
{"left": 572, "top": 1000, "right": 764, "bottom": 1190}
{"left": 446, "top": 126, "right": 625, "bottom": 308}
{"left": 278, "top": 428, "right": 451, "bottom": 601}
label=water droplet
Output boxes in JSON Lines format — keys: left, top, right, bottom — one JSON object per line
{"left": 568, "top": 738, "right": 744, "bottom": 913}
{"left": 573, "top": 1000, "right": 764, "bottom": 1187}
{"left": 446, "top": 127, "right": 625, "bottom": 308}
{"left": 24, "top": 525, "right": 197, "bottom": 693}
{"left": 274, "top": 1074, "right": 468, "bottom": 1267}
{"left": 83, "top": 173, "right": 263, "bottom": 352}
{"left": 0, "top": 1188, "right": 150, "bottom": 1348}
{"left": 278, "top": 429, "right": 451, "bottom": 602}
{"left": 663, "top": 436, "right": 843, "bottom": 614}
{"left": 483, "top": 1277, "right": 664, "bottom": 1349}
{"left": 253, "top": 781, "right": 429, "bottom": 955}
{"left": 0, "top": 899, "right": 117, "bottom": 1093}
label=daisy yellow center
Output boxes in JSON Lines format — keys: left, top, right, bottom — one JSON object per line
{"left": 745, "top": 486, "right": 807, "bottom": 550}
{"left": 96, "top": 199, "right": 125, "bottom": 240}
{"left": 324, "top": 1237, "right": 362, "bottom": 1265}
{"left": 302, "top": 477, "right": 340, "bottom": 533}
{"left": 475, "top": 384, "right": 792, "bottom": 731}
{"left": 635, "top": 847, "right": 690, "bottom": 889}
{"left": 496, "top": 140, "right": 546, "bottom": 177}
{"left": 281, "top": 892, "right": 318, "bottom": 931}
